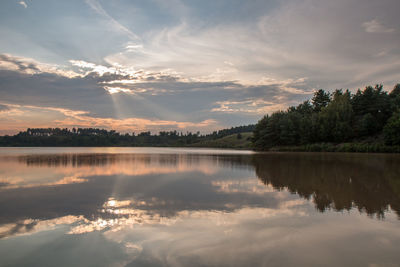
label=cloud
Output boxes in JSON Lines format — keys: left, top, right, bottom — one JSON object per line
{"left": 211, "top": 100, "right": 288, "bottom": 114}
{"left": 99, "top": 0, "right": 400, "bottom": 92}
{"left": 0, "top": 104, "right": 10, "bottom": 112}
{"left": 1, "top": 0, "right": 399, "bottom": 133}
{"left": 0, "top": 54, "right": 40, "bottom": 74}
{"left": 0, "top": 102, "right": 219, "bottom": 134}
{"left": 363, "top": 19, "right": 395, "bottom": 33}
{"left": 0, "top": 54, "right": 311, "bottom": 133}
{"left": 69, "top": 59, "right": 184, "bottom": 85}
{"left": 85, "top": 0, "right": 140, "bottom": 42}
{"left": 52, "top": 109, "right": 219, "bottom": 132}
{"left": 18, "top": 1, "right": 27, "bottom": 8}
{"left": 0, "top": 54, "right": 79, "bottom": 77}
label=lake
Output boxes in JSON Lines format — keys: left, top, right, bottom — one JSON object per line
{"left": 0, "top": 147, "right": 399, "bottom": 267}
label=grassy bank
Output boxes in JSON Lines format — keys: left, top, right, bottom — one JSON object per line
{"left": 265, "top": 143, "right": 400, "bottom": 153}
{"left": 191, "top": 132, "right": 253, "bottom": 149}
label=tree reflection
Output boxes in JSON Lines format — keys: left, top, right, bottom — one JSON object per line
{"left": 252, "top": 153, "right": 400, "bottom": 218}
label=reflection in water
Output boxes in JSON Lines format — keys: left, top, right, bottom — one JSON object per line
{"left": 0, "top": 149, "right": 400, "bottom": 266}
{"left": 253, "top": 153, "right": 400, "bottom": 218}
{"left": 5, "top": 152, "right": 399, "bottom": 218}
{"left": 0, "top": 153, "right": 258, "bottom": 233}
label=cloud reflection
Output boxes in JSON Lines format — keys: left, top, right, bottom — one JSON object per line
{"left": 0, "top": 215, "right": 86, "bottom": 239}
{"left": 68, "top": 197, "right": 307, "bottom": 236}
{"left": 1, "top": 149, "right": 400, "bottom": 241}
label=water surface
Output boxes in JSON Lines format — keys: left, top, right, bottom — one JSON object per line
{"left": 0, "top": 148, "right": 399, "bottom": 266}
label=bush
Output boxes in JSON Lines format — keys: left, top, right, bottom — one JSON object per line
{"left": 384, "top": 112, "right": 400, "bottom": 145}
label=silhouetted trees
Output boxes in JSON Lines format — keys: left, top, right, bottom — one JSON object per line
{"left": 0, "top": 125, "right": 255, "bottom": 147}
{"left": 253, "top": 83, "right": 400, "bottom": 150}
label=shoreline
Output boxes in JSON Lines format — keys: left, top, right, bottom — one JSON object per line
{"left": 1, "top": 143, "right": 400, "bottom": 153}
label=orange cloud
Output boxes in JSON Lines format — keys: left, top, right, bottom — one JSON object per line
{"left": 0, "top": 103, "right": 218, "bottom": 134}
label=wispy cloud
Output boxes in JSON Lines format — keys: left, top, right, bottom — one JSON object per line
{"left": 211, "top": 100, "right": 288, "bottom": 114}
{"left": 18, "top": 1, "right": 27, "bottom": 8}
{"left": 363, "top": 19, "right": 395, "bottom": 33}
{"left": 85, "top": 0, "right": 141, "bottom": 42}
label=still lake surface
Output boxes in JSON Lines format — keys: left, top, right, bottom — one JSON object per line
{"left": 0, "top": 147, "right": 400, "bottom": 266}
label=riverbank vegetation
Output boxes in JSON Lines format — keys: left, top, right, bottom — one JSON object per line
{"left": 252, "top": 84, "right": 400, "bottom": 152}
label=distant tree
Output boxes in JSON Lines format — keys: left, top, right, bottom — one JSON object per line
{"left": 312, "top": 89, "right": 331, "bottom": 112}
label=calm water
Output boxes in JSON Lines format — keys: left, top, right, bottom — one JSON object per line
{"left": 0, "top": 148, "right": 400, "bottom": 267}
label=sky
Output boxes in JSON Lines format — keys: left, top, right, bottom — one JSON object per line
{"left": 0, "top": 0, "right": 399, "bottom": 135}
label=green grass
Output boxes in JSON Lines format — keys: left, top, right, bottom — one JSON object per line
{"left": 191, "top": 132, "right": 253, "bottom": 149}
{"left": 267, "top": 142, "right": 400, "bottom": 153}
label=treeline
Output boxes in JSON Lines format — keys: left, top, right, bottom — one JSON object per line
{"left": 253, "top": 84, "right": 400, "bottom": 151}
{"left": 0, "top": 125, "right": 255, "bottom": 147}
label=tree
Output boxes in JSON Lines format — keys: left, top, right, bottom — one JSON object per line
{"left": 252, "top": 83, "right": 399, "bottom": 150}
{"left": 389, "top": 83, "right": 400, "bottom": 111}
{"left": 352, "top": 84, "right": 391, "bottom": 136}
{"left": 252, "top": 116, "right": 269, "bottom": 150}
{"left": 390, "top": 83, "right": 400, "bottom": 97}
{"left": 317, "top": 91, "right": 354, "bottom": 142}
{"left": 312, "top": 89, "right": 331, "bottom": 112}
{"left": 294, "top": 100, "right": 313, "bottom": 115}
{"left": 384, "top": 112, "right": 400, "bottom": 145}
{"left": 358, "top": 113, "right": 378, "bottom": 137}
